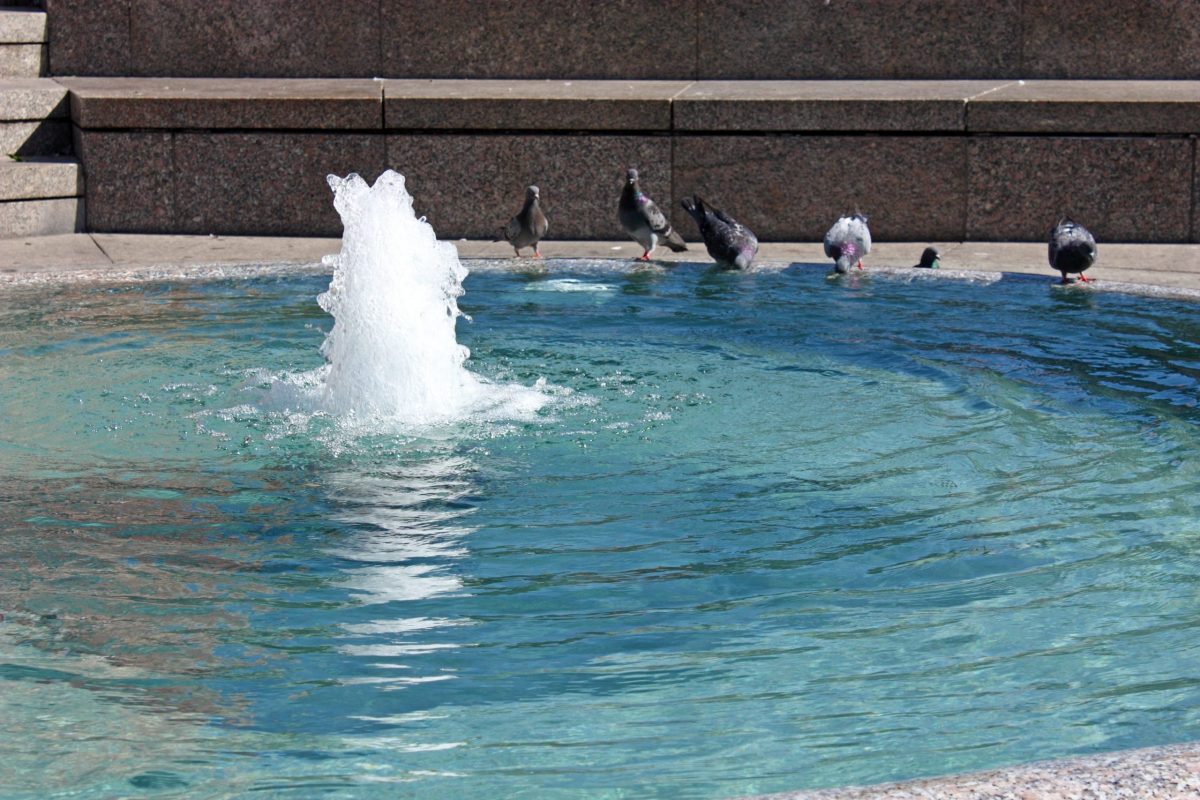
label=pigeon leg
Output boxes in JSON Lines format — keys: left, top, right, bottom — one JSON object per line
{"left": 1060, "top": 271, "right": 1071, "bottom": 285}
{"left": 857, "top": 260, "right": 864, "bottom": 270}
{"left": 638, "top": 251, "right": 652, "bottom": 262}
{"left": 534, "top": 247, "right": 543, "bottom": 258}
{"left": 1078, "top": 273, "right": 1090, "bottom": 283}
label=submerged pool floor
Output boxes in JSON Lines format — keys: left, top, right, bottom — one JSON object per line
{"left": 2, "top": 261, "right": 1200, "bottom": 799}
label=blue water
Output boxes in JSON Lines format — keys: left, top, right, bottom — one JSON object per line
{"left": 2, "top": 262, "right": 1200, "bottom": 799}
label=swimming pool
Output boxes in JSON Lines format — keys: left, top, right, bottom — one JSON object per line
{"left": 2, "top": 259, "right": 1200, "bottom": 799}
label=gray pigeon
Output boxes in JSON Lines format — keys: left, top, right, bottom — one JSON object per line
{"left": 680, "top": 195, "right": 758, "bottom": 270}
{"left": 823, "top": 213, "right": 872, "bottom": 274}
{"left": 1049, "top": 217, "right": 1097, "bottom": 284}
{"left": 618, "top": 167, "right": 687, "bottom": 261}
{"left": 496, "top": 185, "right": 549, "bottom": 257}
{"left": 914, "top": 246, "right": 940, "bottom": 269}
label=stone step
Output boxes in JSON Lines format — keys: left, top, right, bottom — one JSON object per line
{"left": 0, "top": 157, "right": 83, "bottom": 237}
{"left": 0, "top": 77, "right": 69, "bottom": 156}
{"left": 59, "top": 77, "right": 1200, "bottom": 134}
{"left": 0, "top": 8, "right": 45, "bottom": 77}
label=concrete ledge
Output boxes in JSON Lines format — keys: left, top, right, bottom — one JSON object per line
{"left": 969, "top": 80, "right": 1200, "bottom": 133}
{"left": 3, "top": 236, "right": 1200, "bottom": 291}
{"left": 673, "top": 81, "right": 1010, "bottom": 132}
{"left": 60, "top": 78, "right": 1200, "bottom": 135}
{"left": 383, "top": 79, "right": 690, "bottom": 131}
{"left": 60, "top": 77, "right": 383, "bottom": 130}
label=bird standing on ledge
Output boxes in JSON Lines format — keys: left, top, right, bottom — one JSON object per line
{"left": 681, "top": 195, "right": 758, "bottom": 270}
{"left": 1049, "top": 217, "right": 1097, "bottom": 284}
{"left": 619, "top": 167, "right": 687, "bottom": 261}
{"left": 824, "top": 213, "right": 872, "bottom": 274}
{"left": 497, "top": 185, "right": 549, "bottom": 257}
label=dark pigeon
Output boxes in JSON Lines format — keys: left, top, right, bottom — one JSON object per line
{"left": 496, "top": 185, "right": 549, "bottom": 257}
{"left": 823, "top": 213, "right": 872, "bottom": 274}
{"left": 680, "top": 195, "right": 759, "bottom": 270}
{"left": 618, "top": 167, "right": 687, "bottom": 261}
{"left": 914, "top": 246, "right": 940, "bottom": 269}
{"left": 1049, "top": 217, "right": 1097, "bottom": 284}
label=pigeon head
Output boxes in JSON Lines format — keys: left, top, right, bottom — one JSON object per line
{"left": 625, "top": 167, "right": 639, "bottom": 186}
{"left": 917, "top": 246, "right": 940, "bottom": 269}
{"left": 526, "top": 185, "right": 540, "bottom": 200}
{"left": 833, "top": 243, "right": 858, "bottom": 274}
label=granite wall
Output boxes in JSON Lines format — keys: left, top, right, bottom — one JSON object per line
{"left": 45, "top": 0, "right": 1200, "bottom": 80}
{"left": 63, "top": 79, "right": 1200, "bottom": 242}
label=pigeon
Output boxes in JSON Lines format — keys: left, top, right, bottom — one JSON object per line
{"left": 914, "top": 246, "right": 940, "bottom": 269}
{"left": 680, "top": 195, "right": 758, "bottom": 270}
{"left": 618, "top": 167, "right": 687, "bottom": 261}
{"left": 1049, "top": 217, "right": 1097, "bottom": 284}
{"left": 496, "top": 185, "right": 549, "bottom": 257}
{"left": 824, "top": 213, "right": 872, "bottom": 274}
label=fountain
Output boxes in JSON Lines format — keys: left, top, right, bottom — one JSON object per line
{"left": 302, "top": 170, "right": 546, "bottom": 426}
{"left": 3, "top": 175, "right": 1200, "bottom": 798}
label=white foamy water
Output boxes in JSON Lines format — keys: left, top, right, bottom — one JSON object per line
{"left": 277, "top": 170, "right": 548, "bottom": 428}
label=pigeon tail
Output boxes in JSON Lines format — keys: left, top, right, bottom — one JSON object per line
{"left": 663, "top": 229, "right": 688, "bottom": 252}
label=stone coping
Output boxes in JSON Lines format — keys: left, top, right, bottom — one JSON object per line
{"left": 3, "top": 236, "right": 1199, "bottom": 297}
{"left": 54, "top": 78, "right": 1200, "bottom": 134}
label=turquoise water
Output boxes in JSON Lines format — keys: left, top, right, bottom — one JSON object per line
{"left": 2, "top": 262, "right": 1200, "bottom": 799}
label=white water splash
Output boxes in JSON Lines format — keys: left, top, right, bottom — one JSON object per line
{"left": 300, "top": 170, "right": 547, "bottom": 427}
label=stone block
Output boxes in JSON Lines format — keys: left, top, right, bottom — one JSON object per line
{"left": 0, "top": 158, "right": 81, "bottom": 200}
{"left": 0, "top": 78, "right": 67, "bottom": 119}
{"left": 0, "top": 43, "right": 43, "bottom": 76}
{"left": 967, "top": 137, "right": 1193, "bottom": 242}
{"left": 386, "top": 134, "right": 672, "bottom": 239}
{"left": 0, "top": 196, "right": 82, "bottom": 237}
{"left": 0, "top": 8, "right": 46, "bottom": 43}
{"left": 1021, "top": 0, "right": 1200, "bottom": 79}
{"left": 674, "top": 81, "right": 1009, "bottom": 132}
{"left": 44, "top": 0, "right": 129, "bottom": 76}
{"left": 382, "top": 80, "right": 686, "bottom": 131}
{"left": 63, "top": 78, "right": 383, "bottom": 130}
{"left": 696, "top": 0, "right": 1020, "bottom": 79}
{"left": 381, "top": 1, "right": 696, "bottom": 79}
{"left": 74, "top": 130, "right": 173, "bottom": 232}
{"left": 968, "top": 80, "right": 1200, "bottom": 133}
{"left": 0, "top": 120, "right": 71, "bottom": 157}
{"left": 673, "top": 136, "right": 967, "bottom": 241}
{"left": 172, "top": 132, "right": 386, "bottom": 235}
{"left": 128, "top": 0, "right": 379, "bottom": 78}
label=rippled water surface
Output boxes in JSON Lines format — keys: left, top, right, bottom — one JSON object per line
{"left": 2, "top": 262, "right": 1200, "bottom": 799}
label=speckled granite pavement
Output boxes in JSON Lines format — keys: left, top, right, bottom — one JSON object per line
{"left": 745, "top": 742, "right": 1200, "bottom": 800}
{"left": 3, "top": 233, "right": 1200, "bottom": 799}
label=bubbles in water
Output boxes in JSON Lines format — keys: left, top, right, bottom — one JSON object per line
{"left": 276, "top": 170, "right": 548, "bottom": 430}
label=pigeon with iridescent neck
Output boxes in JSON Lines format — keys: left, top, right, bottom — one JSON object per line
{"left": 618, "top": 167, "right": 687, "bottom": 261}
{"left": 913, "top": 247, "right": 940, "bottom": 269}
{"left": 823, "top": 213, "right": 872, "bottom": 274}
{"left": 1049, "top": 217, "right": 1097, "bottom": 284}
{"left": 496, "top": 185, "right": 549, "bottom": 257}
{"left": 680, "top": 195, "right": 758, "bottom": 270}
